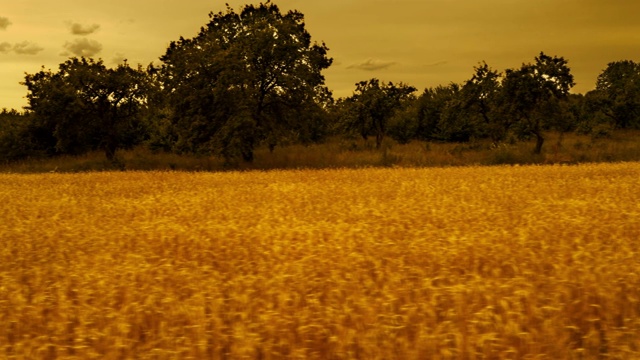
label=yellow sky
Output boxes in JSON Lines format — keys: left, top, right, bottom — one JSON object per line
{"left": 1, "top": 1, "right": 639, "bottom": 110}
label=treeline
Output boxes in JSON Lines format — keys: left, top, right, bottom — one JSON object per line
{"left": 1, "top": 3, "right": 640, "bottom": 165}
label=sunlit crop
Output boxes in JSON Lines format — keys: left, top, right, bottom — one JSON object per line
{"left": 1, "top": 163, "right": 639, "bottom": 359}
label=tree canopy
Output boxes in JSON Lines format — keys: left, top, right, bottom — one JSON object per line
{"left": 22, "top": 58, "right": 149, "bottom": 161}
{"left": 339, "top": 79, "right": 416, "bottom": 148}
{"left": 593, "top": 60, "right": 640, "bottom": 129}
{"left": 500, "top": 52, "right": 575, "bottom": 153}
{"left": 157, "top": 3, "right": 332, "bottom": 162}
{"left": 459, "top": 62, "right": 503, "bottom": 141}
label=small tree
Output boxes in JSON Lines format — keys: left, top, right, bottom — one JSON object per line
{"left": 387, "top": 99, "right": 419, "bottom": 144}
{"left": 342, "top": 79, "right": 416, "bottom": 148}
{"left": 592, "top": 60, "right": 640, "bottom": 129}
{"left": 460, "top": 62, "right": 505, "bottom": 142}
{"left": 22, "top": 58, "right": 149, "bottom": 161}
{"left": 0, "top": 109, "right": 40, "bottom": 162}
{"left": 580, "top": 90, "right": 614, "bottom": 135}
{"left": 414, "top": 84, "right": 459, "bottom": 141}
{"left": 500, "top": 52, "right": 575, "bottom": 154}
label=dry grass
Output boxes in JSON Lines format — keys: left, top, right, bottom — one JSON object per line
{"left": 2, "top": 130, "right": 640, "bottom": 174}
{"left": 1, "top": 163, "right": 639, "bottom": 359}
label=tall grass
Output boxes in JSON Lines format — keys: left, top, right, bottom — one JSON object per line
{"left": 2, "top": 130, "right": 639, "bottom": 173}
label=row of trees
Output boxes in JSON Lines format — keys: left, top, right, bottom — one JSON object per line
{"left": 338, "top": 57, "right": 640, "bottom": 155}
{"left": 1, "top": 3, "right": 640, "bottom": 164}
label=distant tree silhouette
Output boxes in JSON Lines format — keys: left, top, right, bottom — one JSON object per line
{"left": 500, "top": 52, "right": 575, "bottom": 154}
{"left": 413, "top": 84, "right": 460, "bottom": 141}
{"left": 22, "top": 58, "right": 149, "bottom": 162}
{"left": 460, "top": 62, "right": 505, "bottom": 142}
{"left": 592, "top": 60, "right": 640, "bottom": 129}
{"left": 0, "top": 109, "right": 38, "bottom": 162}
{"left": 341, "top": 79, "right": 416, "bottom": 148}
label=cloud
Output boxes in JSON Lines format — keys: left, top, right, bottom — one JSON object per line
{"left": 347, "top": 58, "right": 396, "bottom": 71}
{"left": 61, "top": 38, "right": 103, "bottom": 57}
{"left": 13, "top": 41, "right": 45, "bottom": 55}
{"left": 0, "top": 17, "right": 10, "bottom": 30}
{"left": 0, "top": 42, "right": 11, "bottom": 53}
{"left": 69, "top": 22, "right": 100, "bottom": 35}
{"left": 425, "top": 60, "right": 448, "bottom": 67}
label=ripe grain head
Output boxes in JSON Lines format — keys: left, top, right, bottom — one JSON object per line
{"left": 1, "top": 163, "right": 639, "bottom": 358}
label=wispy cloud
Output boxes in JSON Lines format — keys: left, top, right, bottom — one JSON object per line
{"left": 347, "top": 58, "right": 396, "bottom": 71}
{"left": 0, "top": 42, "right": 11, "bottom": 53}
{"left": 0, "top": 17, "right": 11, "bottom": 30}
{"left": 0, "top": 41, "right": 44, "bottom": 55}
{"left": 13, "top": 41, "right": 44, "bottom": 55}
{"left": 69, "top": 22, "right": 100, "bottom": 36}
{"left": 61, "top": 38, "right": 103, "bottom": 57}
{"left": 425, "top": 60, "right": 448, "bottom": 67}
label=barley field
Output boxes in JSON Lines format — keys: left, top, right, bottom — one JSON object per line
{"left": 1, "top": 163, "right": 639, "bottom": 359}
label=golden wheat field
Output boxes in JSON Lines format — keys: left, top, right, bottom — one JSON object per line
{"left": 1, "top": 163, "right": 639, "bottom": 359}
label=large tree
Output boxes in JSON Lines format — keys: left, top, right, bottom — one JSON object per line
{"left": 158, "top": 3, "right": 332, "bottom": 162}
{"left": 500, "top": 52, "right": 575, "bottom": 154}
{"left": 22, "top": 58, "right": 149, "bottom": 161}
{"left": 592, "top": 60, "right": 640, "bottom": 129}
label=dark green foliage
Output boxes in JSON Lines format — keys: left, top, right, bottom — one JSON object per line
{"left": 499, "top": 52, "right": 575, "bottom": 154}
{"left": 0, "top": 109, "right": 41, "bottom": 162}
{"left": 578, "top": 91, "right": 614, "bottom": 135}
{"left": 414, "top": 84, "right": 464, "bottom": 142}
{"left": 340, "top": 79, "right": 416, "bottom": 148}
{"left": 388, "top": 103, "right": 419, "bottom": 144}
{"left": 295, "top": 86, "right": 335, "bottom": 145}
{"left": 157, "top": 3, "right": 332, "bottom": 163}
{"left": 558, "top": 93, "right": 587, "bottom": 133}
{"left": 592, "top": 60, "right": 640, "bottom": 129}
{"left": 459, "top": 62, "right": 505, "bottom": 141}
{"left": 397, "top": 80, "right": 492, "bottom": 144}
{"left": 22, "top": 58, "right": 149, "bottom": 161}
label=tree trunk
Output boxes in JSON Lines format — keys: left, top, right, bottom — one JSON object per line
{"left": 241, "top": 132, "right": 256, "bottom": 162}
{"left": 375, "top": 132, "right": 383, "bottom": 149}
{"left": 104, "top": 142, "right": 117, "bottom": 162}
{"left": 533, "top": 131, "right": 544, "bottom": 154}
{"left": 242, "top": 148, "right": 254, "bottom": 162}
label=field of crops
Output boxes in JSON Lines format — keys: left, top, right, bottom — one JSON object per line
{"left": 1, "top": 163, "right": 639, "bottom": 359}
